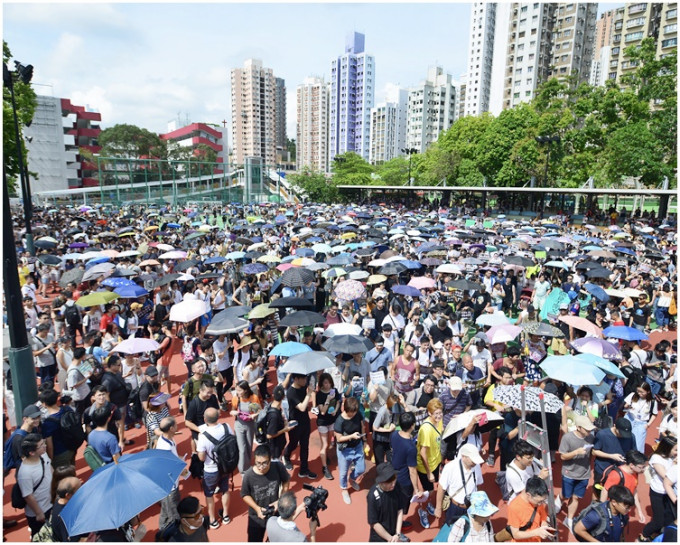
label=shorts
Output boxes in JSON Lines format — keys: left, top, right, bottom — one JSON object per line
{"left": 417, "top": 465, "right": 440, "bottom": 492}
{"left": 202, "top": 470, "right": 230, "bottom": 497}
{"left": 156, "top": 363, "right": 170, "bottom": 378}
{"left": 317, "top": 424, "right": 332, "bottom": 435}
{"left": 199, "top": 310, "right": 213, "bottom": 328}
{"left": 562, "top": 476, "right": 588, "bottom": 499}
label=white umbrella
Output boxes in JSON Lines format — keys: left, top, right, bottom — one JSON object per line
{"left": 436, "top": 263, "right": 463, "bottom": 275}
{"left": 169, "top": 299, "right": 207, "bottom": 323}
{"left": 442, "top": 409, "right": 504, "bottom": 440}
{"left": 323, "top": 323, "right": 362, "bottom": 337}
{"left": 112, "top": 338, "right": 160, "bottom": 355}
{"left": 475, "top": 312, "right": 511, "bottom": 327}
{"left": 156, "top": 244, "right": 175, "bottom": 252}
{"left": 159, "top": 250, "right": 187, "bottom": 260}
{"left": 279, "top": 352, "right": 335, "bottom": 375}
{"left": 118, "top": 250, "right": 142, "bottom": 258}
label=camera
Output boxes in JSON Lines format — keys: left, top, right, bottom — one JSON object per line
{"left": 302, "top": 484, "right": 328, "bottom": 523}
{"left": 260, "top": 505, "right": 276, "bottom": 518}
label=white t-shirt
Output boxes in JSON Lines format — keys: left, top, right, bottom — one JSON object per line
{"left": 439, "top": 457, "right": 478, "bottom": 504}
{"left": 624, "top": 393, "right": 657, "bottom": 422}
{"left": 648, "top": 454, "right": 676, "bottom": 494}
{"left": 506, "top": 459, "right": 538, "bottom": 502}
{"left": 468, "top": 346, "right": 492, "bottom": 376}
{"left": 213, "top": 338, "right": 232, "bottom": 371}
{"left": 196, "top": 422, "right": 233, "bottom": 474}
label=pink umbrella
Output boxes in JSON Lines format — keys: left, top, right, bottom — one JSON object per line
{"left": 276, "top": 263, "right": 294, "bottom": 272}
{"left": 558, "top": 315, "right": 603, "bottom": 337}
{"left": 408, "top": 276, "right": 436, "bottom": 290}
{"left": 486, "top": 324, "right": 523, "bottom": 344}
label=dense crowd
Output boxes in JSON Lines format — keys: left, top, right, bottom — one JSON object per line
{"left": 3, "top": 199, "right": 678, "bottom": 543}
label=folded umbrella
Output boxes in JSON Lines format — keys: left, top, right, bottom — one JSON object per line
{"left": 59, "top": 450, "right": 186, "bottom": 536}
{"left": 540, "top": 355, "right": 605, "bottom": 386}
{"left": 279, "top": 351, "right": 336, "bottom": 375}
{"left": 270, "top": 342, "right": 312, "bottom": 358}
{"left": 322, "top": 334, "right": 374, "bottom": 354}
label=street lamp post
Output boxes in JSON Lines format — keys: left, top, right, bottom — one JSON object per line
{"left": 401, "top": 147, "right": 418, "bottom": 186}
{"left": 535, "top": 135, "right": 561, "bottom": 213}
{"left": 4, "top": 61, "right": 35, "bottom": 256}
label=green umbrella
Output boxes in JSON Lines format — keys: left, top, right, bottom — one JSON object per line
{"left": 248, "top": 303, "right": 276, "bottom": 319}
{"left": 76, "top": 291, "right": 119, "bottom": 308}
{"left": 539, "top": 288, "right": 572, "bottom": 321}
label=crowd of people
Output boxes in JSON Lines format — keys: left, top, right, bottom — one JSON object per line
{"left": 3, "top": 199, "right": 678, "bottom": 542}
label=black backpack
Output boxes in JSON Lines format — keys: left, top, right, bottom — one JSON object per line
{"left": 599, "top": 465, "right": 625, "bottom": 489}
{"left": 621, "top": 364, "right": 646, "bottom": 398}
{"left": 128, "top": 386, "right": 144, "bottom": 421}
{"left": 49, "top": 408, "right": 86, "bottom": 452}
{"left": 203, "top": 424, "right": 239, "bottom": 475}
{"left": 63, "top": 304, "right": 80, "bottom": 326}
{"left": 255, "top": 405, "right": 277, "bottom": 445}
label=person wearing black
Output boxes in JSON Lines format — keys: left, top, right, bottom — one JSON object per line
{"left": 100, "top": 355, "right": 130, "bottom": 427}
{"left": 184, "top": 378, "right": 220, "bottom": 441}
{"left": 629, "top": 293, "right": 652, "bottom": 332}
{"left": 139, "top": 365, "right": 161, "bottom": 413}
{"left": 163, "top": 495, "right": 209, "bottom": 542}
{"left": 241, "top": 444, "right": 291, "bottom": 542}
{"left": 83, "top": 385, "right": 123, "bottom": 444}
{"left": 472, "top": 286, "right": 492, "bottom": 320}
{"left": 154, "top": 294, "right": 173, "bottom": 324}
{"left": 51, "top": 477, "right": 85, "bottom": 542}
{"left": 283, "top": 374, "right": 317, "bottom": 479}
{"left": 266, "top": 385, "right": 291, "bottom": 462}
{"left": 436, "top": 298, "right": 455, "bottom": 320}
{"left": 367, "top": 462, "right": 405, "bottom": 542}
{"left": 429, "top": 319, "right": 453, "bottom": 346}
{"left": 371, "top": 298, "right": 389, "bottom": 336}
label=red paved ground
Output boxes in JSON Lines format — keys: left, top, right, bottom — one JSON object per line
{"left": 3, "top": 294, "right": 660, "bottom": 542}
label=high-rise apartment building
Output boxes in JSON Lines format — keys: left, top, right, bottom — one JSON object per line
{"left": 275, "top": 77, "right": 287, "bottom": 156}
{"left": 465, "top": 3, "right": 497, "bottom": 116}
{"left": 368, "top": 89, "right": 408, "bottom": 165}
{"left": 328, "top": 32, "right": 375, "bottom": 163}
{"left": 296, "top": 77, "right": 329, "bottom": 173}
{"left": 230, "top": 59, "right": 278, "bottom": 166}
{"left": 406, "top": 66, "right": 457, "bottom": 153}
{"left": 594, "top": 8, "right": 616, "bottom": 59}
{"left": 489, "top": 2, "right": 597, "bottom": 113}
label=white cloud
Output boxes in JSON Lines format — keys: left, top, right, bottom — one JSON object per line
{"left": 47, "top": 33, "right": 84, "bottom": 74}
{"left": 70, "top": 86, "right": 113, "bottom": 120}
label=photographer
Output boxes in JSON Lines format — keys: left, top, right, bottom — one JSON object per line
{"left": 241, "top": 444, "right": 291, "bottom": 542}
{"left": 266, "top": 491, "right": 318, "bottom": 542}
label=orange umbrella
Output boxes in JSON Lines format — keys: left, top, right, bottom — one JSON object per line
{"left": 558, "top": 315, "right": 603, "bottom": 337}
{"left": 640, "top": 329, "right": 676, "bottom": 350}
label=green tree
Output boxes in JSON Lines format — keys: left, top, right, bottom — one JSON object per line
{"left": 3, "top": 41, "right": 37, "bottom": 194}
{"left": 98, "top": 123, "right": 166, "bottom": 160}
{"left": 287, "top": 138, "right": 296, "bottom": 161}
{"left": 331, "top": 152, "right": 374, "bottom": 185}
{"left": 374, "top": 157, "right": 408, "bottom": 186}
{"left": 288, "top": 166, "right": 337, "bottom": 202}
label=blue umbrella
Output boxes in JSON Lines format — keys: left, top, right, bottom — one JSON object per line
{"left": 602, "top": 325, "right": 648, "bottom": 342}
{"left": 584, "top": 282, "right": 610, "bottom": 303}
{"left": 101, "top": 277, "right": 136, "bottom": 288}
{"left": 85, "top": 256, "right": 110, "bottom": 268}
{"left": 114, "top": 284, "right": 149, "bottom": 298}
{"left": 540, "top": 355, "right": 606, "bottom": 386}
{"left": 269, "top": 342, "right": 312, "bottom": 358}
{"left": 295, "top": 248, "right": 314, "bottom": 258}
{"left": 399, "top": 259, "right": 423, "bottom": 270}
{"left": 59, "top": 450, "right": 186, "bottom": 536}
{"left": 574, "top": 353, "right": 626, "bottom": 379}
{"left": 167, "top": 223, "right": 181, "bottom": 228}
{"left": 204, "top": 256, "right": 227, "bottom": 264}
{"left": 391, "top": 284, "right": 422, "bottom": 297}
{"left": 243, "top": 263, "right": 268, "bottom": 274}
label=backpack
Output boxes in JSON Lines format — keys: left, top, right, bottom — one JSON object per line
{"left": 495, "top": 464, "right": 522, "bottom": 502}
{"left": 573, "top": 502, "right": 625, "bottom": 542}
{"left": 154, "top": 520, "right": 180, "bottom": 542}
{"left": 83, "top": 445, "right": 105, "bottom": 472}
{"left": 599, "top": 465, "right": 625, "bottom": 489}
{"left": 255, "top": 404, "right": 277, "bottom": 445}
{"left": 3, "top": 429, "right": 27, "bottom": 472}
{"left": 31, "top": 520, "right": 55, "bottom": 542}
{"left": 48, "top": 408, "right": 86, "bottom": 452}
{"left": 63, "top": 304, "right": 80, "bottom": 327}
{"left": 652, "top": 524, "right": 677, "bottom": 542}
{"left": 433, "top": 515, "right": 492, "bottom": 542}
{"left": 182, "top": 337, "right": 197, "bottom": 363}
{"left": 203, "top": 424, "right": 239, "bottom": 475}
{"left": 150, "top": 333, "right": 168, "bottom": 364}
{"left": 128, "top": 386, "right": 144, "bottom": 421}
{"left": 621, "top": 364, "right": 646, "bottom": 398}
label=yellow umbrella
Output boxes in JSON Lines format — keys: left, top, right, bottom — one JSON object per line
{"left": 340, "top": 232, "right": 357, "bottom": 240}
{"left": 258, "top": 255, "right": 281, "bottom": 264}
{"left": 144, "top": 225, "right": 159, "bottom": 232}
{"left": 38, "top": 236, "right": 58, "bottom": 244}
{"left": 322, "top": 267, "right": 347, "bottom": 278}
{"left": 198, "top": 225, "right": 212, "bottom": 232}
{"left": 367, "top": 274, "right": 388, "bottom": 285}
{"left": 248, "top": 303, "right": 276, "bottom": 319}
{"left": 292, "top": 257, "right": 316, "bottom": 267}
{"left": 119, "top": 232, "right": 136, "bottom": 238}
{"left": 76, "top": 291, "right": 119, "bottom": 308}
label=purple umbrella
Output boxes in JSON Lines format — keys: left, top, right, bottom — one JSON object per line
{"left": 391, "top": 284, "right": 422, "bottom": 297}
{"left": 243, "top": 263, "right": 268, "bottom": 274}
{"left": 69, "top": 242, "right": 89, "bottom": 249}
{"left": 570, "top": 337, "right": 622, "bottom": 360}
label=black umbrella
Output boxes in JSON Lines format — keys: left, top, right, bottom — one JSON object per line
{"left": 575, "top": 261, "right": 601, "bottom": 270}
{"left": 503, "top": 255, "right": 534, "bottom": 267}
{"left": 279, "top": 310, "right": 325, "bottom": 327}
{"left": 378, "top": 262, "right": 407, "bottom": 276}
{"left": 244, "top": 251, "right": 265, "bottom": 261}
{"left": 235, "top": 237, "right": 254, "bottom": 246}
{"left": 112, "top": 268, "right": 138, "bottom": 277}
{"left": 197, "top": 272, "right": 221, "bottom": 280}
{"left": 34, "top": 239, "right": 57, "bottom": 250}
{"left": 446, "top": 279, "right": 483, "bottom": 291}
{"left": 280, "top": 268, "right": 315, "bottom": 288}
{"left": 174, "top": 260, "right": 199, "bottom": 272}
{"left": 59, "top": 268, "right": 84, "bottom": 288}
{"left": 269, "top": 297, "right": 315, "bottom": 310}
{"left": 38, "top": 254, "right": 62, "bottom": 266}
{"left": 584, "top": 268, "right": 612, "bottom": 279}
{"left": 322, "top": 334, "right": 374, "bottom": 354}
{"left": 153, "top": 273, "right": 182, "bottom": 288}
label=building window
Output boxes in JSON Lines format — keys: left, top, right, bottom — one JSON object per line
{"left": 625, "top": 31, "right": 644, "bottom": 42}
{"left": 667, "top": 8, "right": 677, "bottom": 19}
{"left": 628, "top": 3, "right": 647, "bottom": 15}
{"left": 664, "top": 23, "right": 677, "bottom": 33}
{"left": 662, "top": 37, "right": 678, "bottom": 47}
{"left": 627, "top": 16, "right": 646, "bottom": 28}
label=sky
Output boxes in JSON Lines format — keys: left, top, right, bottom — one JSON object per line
{"left": 4, "top": 1, "right": 621, "bottom": 140}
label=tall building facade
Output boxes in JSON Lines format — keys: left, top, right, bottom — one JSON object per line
{"left": 465, "top": 3, "right": 497, "bottom": 116}
{"left": 368, "top": 89, "right": 408, "bottom": 165}
{"left": 328, "top": 32, "right": 375, "bottom": 163}
{"left": 594, "top": 8, "right": 616, "bottom": 59}
{"left": 230, "top": 59, "right": 278, "bottom": 166}
{"left": 275, "top": 77, "right": 287, "bottom": 156}
{"left": 550, "top": 3, "right": 598, "bottom": 80}
{"left": 406, "top": 66, "right": 457, "bottom": 153}
{"left": 296, "top": 77, "right": 329, "bottom": 173}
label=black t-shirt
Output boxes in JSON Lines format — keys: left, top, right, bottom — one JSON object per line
{"left": 334, "top": 413, "right": 363, "bottom": 448}
{"left": 287, "top": 385, "right": 310, "bottom": 424}
{"left": 473, "top": 292, "right": 491, "bottom": 317}
{"left": 367, "top": 482, "right": 404, "bottom": 542}
{"left": 631, "top": 303, "right": 651, "bottom": 326}
{"left": 240, "top": 462, "right": 290, "bottom": 527}
{"left": 315, "top": 390, "right": 339, "bottom": 427}
{"left": 416, "top": 389, "right": 434, "bottom": 409}
{"left": 52, "top": 501, "right": 87, "bottom": 542}
{"left": 266, "top": 407, "right": 287, "bottom": 453}
{"left": 101, "top": 371, "right": 129, "bottom": 407}
{"left": 430, "top": 325, "right": 453, "bottom": 345}
{"left": 437, "top": 303, "right": 455, "bottom": 319}
{"left": 83, "top": 401, "right": 121, "bottom": 437}
{"left": 185, "top": 395, "right": 219, "bottom": 431}
{"left": 139, "top": 379, "right": 159, "bottom": 403}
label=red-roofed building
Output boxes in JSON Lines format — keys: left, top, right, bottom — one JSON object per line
{"left": 159, "top": 122, "right": 225, "bottom": 174}
{"left": 61, "top": 98, "right": 102, "bottom": 188}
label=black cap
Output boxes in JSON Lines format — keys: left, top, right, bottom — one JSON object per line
{"left": 23, "top": 404, "right": 42, "bottom": 419}
{"left": 145, "top": 365, "right": 159, "bottom": 377}
{"left": 615, "top": 417, "right": 632, "bottom": 438}
{"left": 375, "top": 462, "right": 397, "bottom": 483}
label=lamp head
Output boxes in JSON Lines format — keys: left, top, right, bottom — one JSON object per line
{"left": 14, "top": 62, "right": 34, "bottom": 84}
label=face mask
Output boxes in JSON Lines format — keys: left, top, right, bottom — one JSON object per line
{"left": 182, "top": 518, "right": 202, "bottom": 531}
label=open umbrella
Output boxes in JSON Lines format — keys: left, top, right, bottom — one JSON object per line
{"left": 101, "top": 277, "right": 136, "bottom": 289}
{"left": 367, "top": 274, "right": 388, "bottom": 285}
{"left": 540, "top": 355, "right": 605, "bottom": 385}
{"left": 570, "top": 337, "right": 621, "bottom": 360}
{"left": 59, "top": 449, "right": 186, "bottom": 536}
{"left": 333, "top": 279, "right": 367, "bottom": 301}
{"left": 521, "top": 322, "right": 564, "bottom": 338}
{"left": 205, "top": 314, "right": 250, "bottom": 336}
{"left": 37, "top": 254, "right": 62, "bottom": 266}
{"left": 558, "top": 315, "right": 602, "bottom": 337}
{"left": 504, "top": 256, "right": 534, "bottom": 267}
{"left": 75, "top": 291, "right": 119, "bottom": 308}
{"left": 486, "top": 324, "right": 523, "bottom": 344}
{"left": 539, "top": 289, "right": 572, "bottom": 321}
{"left": 475, "top": 313, "right": 511, "bottom": 327}
{"left": 169, "top": 299, "right": 207, "bottom": 323}
{"left": 492, "top": 385, "right": 563, "bottom": 413}
{"left": 323, "top": 323, "right": 363, "bottom": 337}
{"left": 279, "top": 310, "right": 326, "bottom": 327}
{"left": 446, "top": 279, "right": 483, "bottom": 291}
{"left": 602, "top": 325, "right": 648, "bottom": 342}
{"left": 322, "top": 334, "right": 374, "bottom": 354}
{"left": 114, "top": 284, "right": 149, "bottom": 299}
{"left": 408, "top": 276, "right": 436, "bottom": 290}
{"left": 378, "top": 262, "right": 407, "bottom": 276}
{"left": 279, "top": 351, "right": 335, "bottom": 375}
{"left": 391, "top": 285, "right": 422, "bottom": 297}
{"left": 243, "top": 263, "right": 268, "bottom": 275}
{"left": 59, "top": 268, "right": 85, "bottom": 288}
{"left": 112, "top": 337, "right": 161, "bottom": 355}
{"left": 81, "top": 263, "right": 116, "bottom": 282}
{"left": 248, "top": 303, "right": 276, "bottom": 319}
{"left": 574, "top": 353, "right": 626, "bottom": 380}
{"left": 281, "top": 267, "right": 315, "bottom": 288}
{"left": 153, "top": 273, "right": 182, "bottom": 288}
{"left": 443, "top": 409, "right": 504, "bottom": 440}
{"left": 584, "top": 283, "right": 610, "bottom": 303}
{"left": 269, "top": 297, "right": 314, "bottom": 310}
{"left": 269, "top": 342, "right": 312, "bottom": 358}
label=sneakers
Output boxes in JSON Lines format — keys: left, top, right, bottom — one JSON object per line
{"left": 349, "top": 478, "right": 360, "bottom": 491}
{"left": 323, "top": 467, "right": 334, "bottom": 480}
{"left": 426, "top": 503, "right": 436, "bottom": 517}
{"left": 300, "top": 470, "right": 318, "bottom": 479}
{"left": 222, "top": 515, "right": 231, "bottom": 525}
{"left": 342, "top": 489, "right": 351, "bottom": 505}
{"left": 283, "top": 457, "right": 293, "bottom": 471}
{"left": 398, "top": 534, "right": 411, "bottom": 542}
{"left": 564, "top": 518, "right": 573, "bottom": 534}
{"left": 486, "top": 454, "right": 495, "bottom": 467}
{"left": 418, "top": 508, "right": 430, "bottom": 529}
{"left": 209, "top": 520, "right": 220, "bottom": 530}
